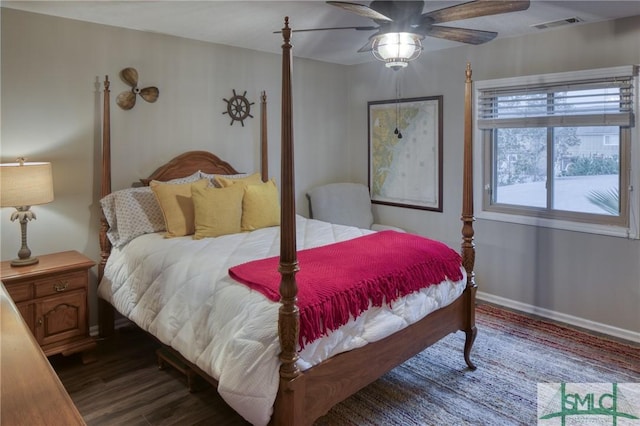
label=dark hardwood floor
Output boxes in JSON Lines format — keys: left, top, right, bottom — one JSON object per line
{"left": 51, "top": 326, "right": 250, "bottom": 425}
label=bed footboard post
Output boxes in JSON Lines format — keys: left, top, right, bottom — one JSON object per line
{"left": 461, "top": 63, "right": 477, "bottom": 370}
{"left": 272, "top": 376, "right": 305, "bottom": 426}
{"left": 278, "top": 16, "right": 301, "bottom": 381}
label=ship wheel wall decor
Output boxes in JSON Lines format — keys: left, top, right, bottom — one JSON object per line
{"left": 223, "top": 89, "right": 254, "bottom": 126}
{"left": 116, "top": 67, "right": 159, "bottom": 110}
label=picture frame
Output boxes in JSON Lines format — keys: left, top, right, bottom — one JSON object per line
{"left": 368, "top": 95, "right": 443, "bottom": 211}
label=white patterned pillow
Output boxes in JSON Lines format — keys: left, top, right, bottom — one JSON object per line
{"left": 114, "top": 187, "right": 165, "bottom": 246}
{"left": 100, "top": 187, "right": 165, "bottom": 247}
{"left": 100, "top": 193, "right": 120, "bottom": 246}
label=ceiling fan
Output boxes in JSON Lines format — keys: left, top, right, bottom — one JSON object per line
{"left": 287, "top": 1, "right": 531, "bottom": 67}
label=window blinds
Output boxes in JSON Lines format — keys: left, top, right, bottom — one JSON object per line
{"left": 477, "top": 66, "right": 637, "bottom": 129}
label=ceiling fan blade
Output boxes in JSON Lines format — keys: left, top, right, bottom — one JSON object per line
{"left": 273, "top": 25, "right": 377, "bottom": 34}
{"left": 357, "top": 39, "right": 374, "bottom": 53}
{"left": 116, "top": 91, "right": 136, "bottom": 110}
{"left": 119, "top": 67, "right": 139, "bottom": 88}
{"left": 326, "top": 1, "right": 393, "bottom": 22}
{"left": 423, "top": 0, "right": 530, "bottom": 24}
{"left": 370, "top": 1, "right": 426, "bottom": 24}
{"left": 427, "top": 25, "right": 498, "bottom": 44}
{"left": 140, "top": 87, "right": 159, "bottom": 103}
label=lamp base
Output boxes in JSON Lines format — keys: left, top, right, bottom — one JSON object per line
{"left": 11, "top": 256, "right": 39, "bottom": 267}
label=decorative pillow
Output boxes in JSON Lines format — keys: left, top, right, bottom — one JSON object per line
{"left": 200, "top": 172, "right": 248, "bottom": 187}
{"left": 99, "top": 193, "right": 120, "bottom": 245}
{"left": 150, "top": 178, "right": 209, "bottom": 237}
{"left": 192, "top": 181, "right": 244, "bottom": 239}
{"left": 115, "top": 187, "right": 165, "bottom": 246}
{"left": 241, "top": 179, "right": 280, "bottom": 231}
{"left": 214, "top": 172, "right": 263, "bottom": 188}
{"left": 99, "top": 187, "right": 165, "bottom": 247}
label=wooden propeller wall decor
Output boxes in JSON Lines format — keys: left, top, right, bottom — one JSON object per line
{"left": 116, "top": 67, "right": 159, "bottom": 110}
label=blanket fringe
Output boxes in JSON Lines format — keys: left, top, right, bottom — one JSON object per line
{"left": 298, "top": 256, "right": 462, "bottom": 347}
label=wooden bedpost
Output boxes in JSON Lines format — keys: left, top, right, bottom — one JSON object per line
{"left": 261, "top": 91, "right": 269, "bottom": 182}
{"left": 278, "top": 17, "right": 300, "bottom": 380}
{"left": 99, "top": 76, "right": 114, "bottom": 337}
{"left": 461, "top": 63, "right": 477, "bottom": 370}
{"left": 273, "top": 17, "right": 304, "bottom": 426}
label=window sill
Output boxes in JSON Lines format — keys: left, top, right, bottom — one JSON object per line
{"left": 476, "top": 210, "right": 638, "bottom": 239}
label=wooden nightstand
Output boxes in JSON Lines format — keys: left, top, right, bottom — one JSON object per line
{"left": 0, "top": 250, "right": 97, "bottom": 362}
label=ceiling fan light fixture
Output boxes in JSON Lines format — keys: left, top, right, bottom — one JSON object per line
{"left": 372, "top": 32, "right": 422, "bottom": 70}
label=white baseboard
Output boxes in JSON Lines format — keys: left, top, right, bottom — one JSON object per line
{"left": 477, "top": 291, "right": 640, "bottom": 344}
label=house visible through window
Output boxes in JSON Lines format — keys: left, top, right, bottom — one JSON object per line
{"left": 475, "top": 65, "right": 638, "bottom": 238}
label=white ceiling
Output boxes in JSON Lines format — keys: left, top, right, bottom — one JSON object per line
{"left": 3, "top": 1, "right": 639, "bottom": 65}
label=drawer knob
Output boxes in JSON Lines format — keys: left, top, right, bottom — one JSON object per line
{"left": 54, "top": 281, "right": 69, "bottom": 292}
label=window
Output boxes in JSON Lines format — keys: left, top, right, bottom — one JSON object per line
{"left": 475, "top": 66, "right": 639, "bottom": 238}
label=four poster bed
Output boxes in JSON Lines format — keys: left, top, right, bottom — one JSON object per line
{"left": 97, "top": 18, "right": 477, "bottom": 426}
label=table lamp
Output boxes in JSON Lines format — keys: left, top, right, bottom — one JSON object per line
{"left": 0, "top": 158, "right": 54, "bottom": 266}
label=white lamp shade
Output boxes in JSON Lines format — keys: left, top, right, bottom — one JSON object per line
{"left": 0, "top": 162, "right": 54, "bottom": 207}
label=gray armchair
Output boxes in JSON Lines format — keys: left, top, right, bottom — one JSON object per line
{"left": 306, "top": 182, "right": 404, "bottom": 232}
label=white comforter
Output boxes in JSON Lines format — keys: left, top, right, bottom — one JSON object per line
{"left": 98, "top": 215, "right": 465, "bottom": 425}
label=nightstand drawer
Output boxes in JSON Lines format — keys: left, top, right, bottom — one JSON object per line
{"left": 5, "top": 282, "right": 33, "bottom": 302}
{"left": 34, "top": 271, "right": 87, "bottom": 298}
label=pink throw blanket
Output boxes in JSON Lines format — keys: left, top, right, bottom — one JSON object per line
{"left": 228, "top": 230, "right": 463, "bottom": 347}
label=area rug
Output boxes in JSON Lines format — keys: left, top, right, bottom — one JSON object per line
{"left": 315, "top": 303, "right": 639, "bottom": 425}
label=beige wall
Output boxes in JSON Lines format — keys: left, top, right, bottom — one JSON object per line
{"left": 1, "top": 8, "right": 351, "bottom": 325}
{"left": 346, "top": 15, "right": 640, "bottom": 338}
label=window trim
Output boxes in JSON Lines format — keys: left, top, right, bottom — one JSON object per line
{"left": 474, "top": 66, "right": 640, "bottom": 239}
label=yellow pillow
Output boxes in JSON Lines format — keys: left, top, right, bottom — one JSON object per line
{"left": 215, "top": 172, "right": 263, "bottom": 188}
{"left": 242, "top": 179, "right": 280, "bottom": 231}
{"left": 150, "top": 179, "right": 208, "bottom": 237}
{"left": 192, "top": 182, "right": 244, "bottom": 239}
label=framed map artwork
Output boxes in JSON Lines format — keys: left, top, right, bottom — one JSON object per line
{"left": 368, "top": 95, "right": 443, "bottom": 211}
